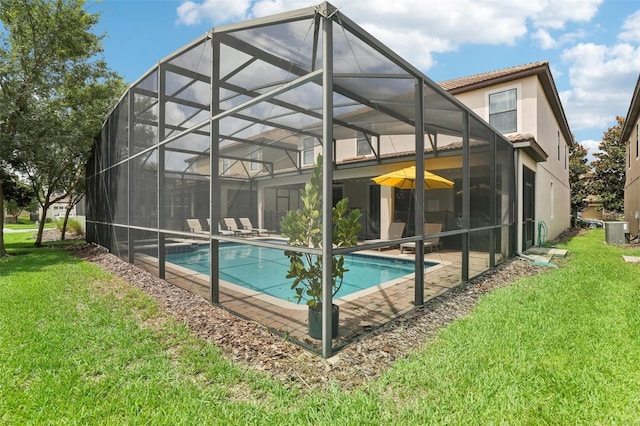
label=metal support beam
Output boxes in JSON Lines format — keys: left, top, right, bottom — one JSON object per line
{"left": 158, "top": 63, "right": 167, "bottom": 280}
{"left": 462, "top": 112, "right": 470, "bottom": 283}
{"left": 210, "top": 38, "right": 221, "bottom": 304}
{"left": 489, "top": 133, "right": 497, "bottom": 268}
{"left": 321, "top": 13, "right": 334, "bottom": 359}
{"left": 127, "top": 92, "right": 135, "bottom": 265}
{"left": 414, "top": 79, "right": 425, "bottom": 306}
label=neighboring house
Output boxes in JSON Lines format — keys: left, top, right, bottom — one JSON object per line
{"left": 440, "top": 62, "right": 572, "bottom": 250}
{"left": 582, "top": 194, "right": 604, "bottom": 221}
{"left": 45, "top": 198, "right": 78, "bottom": 220}
{"left": 621, "top": 75, "right": 640, "bottom": 237}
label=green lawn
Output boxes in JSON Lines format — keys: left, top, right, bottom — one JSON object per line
{"left": 1, "top": 230, "right": 639, "bottom": 424}
{"left": 3, "top": 218, "right": 55, "bottom": 230}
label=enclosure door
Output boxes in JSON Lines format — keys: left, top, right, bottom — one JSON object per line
{"left": 522, "top": 166, "right": 535, "bottom": 251}
{"left": 368, "top": 185, "right": 380, "bottom": 239}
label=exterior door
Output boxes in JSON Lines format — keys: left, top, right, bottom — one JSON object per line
{"left": 522, "top": 166, "right": 535, "bottom": 251}
{"left": 368, "top": 185, "right": 380, "bottom": 239}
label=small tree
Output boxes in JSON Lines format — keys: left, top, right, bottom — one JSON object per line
{"left": 5, "top": 200, "right": 21, "bottom": 224}
{"left": 280, "top": 155, "right": 362, "bottom": 309}
{"left": 0, "top": 0, "right": 125, "bottom": 247}
{"left": 569, "top": 139, "right": 591, "bottom": 224}
{"left": 592, "top": 116, "right": 625, "bottom": 213}
{"left": 1, "top": 173, "right": 32, "bottom": 224}
{"left": 58, "top": 172, "right": 85, "bottom": 241}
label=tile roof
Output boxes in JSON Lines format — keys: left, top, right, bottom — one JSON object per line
{"left": 439, "top": 61, "right": 572, "bottom": 148}
{"left": 439, "top": 61, "right": 549, "bottom": 94}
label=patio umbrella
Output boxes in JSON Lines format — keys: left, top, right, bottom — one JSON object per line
{"left": 371, "top": 166, "right": 454, "bottom": 189}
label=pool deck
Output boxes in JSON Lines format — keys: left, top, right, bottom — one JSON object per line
{"left": 151, "top": 242, "right": 492, "bottom": 353}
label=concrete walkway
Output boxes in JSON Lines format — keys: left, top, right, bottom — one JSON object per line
{"left": 1, "top": 228, "right": 38, "bottom": 233}
{"left": 523, "top": 247, "right": 568, "bottom": 265}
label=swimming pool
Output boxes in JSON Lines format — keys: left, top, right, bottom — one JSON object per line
{"left": 166, "top": 242, "right": 435, "bottom": 303}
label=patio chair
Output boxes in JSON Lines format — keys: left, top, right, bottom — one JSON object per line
{"left": 400, "top": 223, "right": 442, "bottom": 254}
{"left": 364, "top": 222, "right": 405, "bottom": 251}
{"left": 186, "top": 218, "right": 207, "bottom": 234}
{"left": 238, "top": 217, "right": 269, "bottom": 236}
{"left": 207, "top": 219, "right": 234, "bottom": 237}
{"left": 223, "top": 217, "right": 253, "bottom": 237}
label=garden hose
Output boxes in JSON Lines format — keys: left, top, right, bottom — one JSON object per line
{"left": 537, "top": 221, "right": 548, "bottom": 246}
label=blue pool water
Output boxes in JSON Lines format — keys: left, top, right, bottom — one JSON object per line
{"left": 166, "top": 242, "right": 433, "bottom": 302}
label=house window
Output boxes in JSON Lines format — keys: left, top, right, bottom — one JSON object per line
{"left": 636, "top": 123, "right": 639, "bottom": 159}
{"left": 557, "top": 131, "right": 560, "bottom": 161}
{"left": 357, "top": 134, "right": 373, "bottom": 156}
{"left": 489, "top": 88, "right": 516, "bottom": 133}
{"left": 222, "top": 158, "right": 230, "bottom": 176}
{"left": 249, "top": 151, "right": 260, "bottom": 171}
{"left": 550, "top": 181, "right": 554, "bottom": 220}
{"left": 302, "top": 137, "right": 315, "bottom": 165}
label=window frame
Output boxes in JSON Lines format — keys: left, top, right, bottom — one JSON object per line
{"left": 249, "top": 150, "right": 260, "bottom": 172}
{"left": 302, "top": 137, "right": 315, "bottom": 166}
{"left": 356, "top": 134, "right": 373, "bottom": 156}
{"left": 222, "top": 158, "right": 230, "bottom": 176}
{"left": 488, "top": 88, "right": 517, "bottom": 134}
{"left": 636, "top": 122, "right": 640, "bottom": 160}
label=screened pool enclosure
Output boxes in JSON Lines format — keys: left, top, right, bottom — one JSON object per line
{"left": 86, "top": 2, "right": 516, "bottom": 357}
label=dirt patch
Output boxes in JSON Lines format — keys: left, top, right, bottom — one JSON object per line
{"left": 51, "top": 229, "right": 566, "bottom": 391}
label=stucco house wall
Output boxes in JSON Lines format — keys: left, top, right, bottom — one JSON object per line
{"left": 443, "top": 66, "right": 571, "bottom": 248}
{"left": 622, "top": 77, "right": 640, "bottom": 236}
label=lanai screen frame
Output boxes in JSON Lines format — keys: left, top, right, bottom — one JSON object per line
{"left": 86, "top": 1, "right": 515, "bottom": 358}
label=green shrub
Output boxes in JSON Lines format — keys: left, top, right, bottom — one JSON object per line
{"left": 55, "top": 217, "right": 84, "bottom": 235}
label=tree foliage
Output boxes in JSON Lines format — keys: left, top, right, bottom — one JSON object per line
{"left": 1, "top": 174, "right": 33, "bottom": 223}
{"left": 569, "top": 138, "right": 591, "bottom": 219}
{"left": 591, "top": 116, "right": 625, "bottom": 213}
{"left": 0, "top": 0, "right": 125, "bottom": 251}
{"left": 280, "top": 155, "right": 362, "bottom": 309}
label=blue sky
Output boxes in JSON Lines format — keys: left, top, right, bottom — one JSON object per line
{"left": 92, "top": 0, "right": 640, "bottom": 162}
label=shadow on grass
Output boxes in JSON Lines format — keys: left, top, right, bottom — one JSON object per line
{"left": 0, "top": 238, "right": 87, "bottom": 277}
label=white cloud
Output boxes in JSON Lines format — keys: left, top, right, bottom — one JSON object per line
{"left": 528, "top": 0, "right": 602, "bottom": 30}
{"left": 532, "top": 28, "right": 588, "bottom": 50}
{"left": 561, "top": 42, "right": 640, "bottom": 131}
{"left": 579, "top": 138, "right": 602, "bottom": 163}
{"left": 619, "top": 10, "right": 640, "bottom": 42}
{"left": 533, "top": 29, "right": 557, "bottom": 49}
{"left": 175, "top": 0, "right": 603, "bottom": 71}
{"left": 176, "top": 0, "right": 251, "bottom": 26}
{"left": 581, "top": 138, "right": 601, "bottom": 152}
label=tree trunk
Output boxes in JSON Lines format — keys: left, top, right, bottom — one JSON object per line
{"left": 0, "top": 180, "right": 6, "bottom": 257}
{"left": 34, "top": 204, "right": 49, "bottom": 247}
{"left": 61, "top": 209, "right": 71, "bottom": 241}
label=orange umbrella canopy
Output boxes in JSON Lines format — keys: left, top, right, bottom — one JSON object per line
{"left": 371, "top": 166, "right": 454, "bottom": 190}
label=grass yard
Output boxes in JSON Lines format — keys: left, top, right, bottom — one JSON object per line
{"left": 3, "top": 218, "right": 55, "bottom": 230}
{"left": 1, "top": 229, "right": 639, "bottom": 424}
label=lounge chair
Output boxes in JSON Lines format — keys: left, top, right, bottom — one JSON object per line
{"left": 400, "top": 223, "right": 442, "bottom": 254}
{"left": 186, "top": 218, "right": 207, "bottom": 234}
{"left": 364, "top": 222, "right": 405, "bottom": 251}
{"left": 223, "top": 217, "right": 253, "bottom": 237}
{"left": 238, "top": 217, "right": 269, "bottom": 236}
{"left": 207, "top": 219, "right": 234, "bottom": 237}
